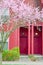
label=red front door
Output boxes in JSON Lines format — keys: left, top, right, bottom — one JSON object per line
{"left": 34, "top": 26, "right": 42, "bottom": 55}
{"left": 20, "top": 27, "right": 28, "bottom": 55}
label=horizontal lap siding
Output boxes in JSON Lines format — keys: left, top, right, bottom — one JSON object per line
{"left": 9, "top": 29, "right": 18, "bottom": 50}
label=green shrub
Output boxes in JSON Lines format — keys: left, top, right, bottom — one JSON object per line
{"left": 2, "top": 50, "right": 9, "bottom": 61}
{"left": 2, "top": 47, "right": 20, "bottom": 61}
{"left": 11, "top": 47, "right": 20, "bottom": 60}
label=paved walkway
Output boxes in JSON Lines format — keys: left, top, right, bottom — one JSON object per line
{"left": 2, "top": 55, "right": 43, "bottom": 65}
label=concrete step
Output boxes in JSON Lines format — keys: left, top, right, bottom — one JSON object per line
{"left": 32, "top": 55, "right": 43, "bottom": 61}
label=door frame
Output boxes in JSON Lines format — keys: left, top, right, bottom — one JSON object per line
{"left": 20, "top": 27, "right": 28, "bottom": 55}
{"left": 19, "top": 26, "right": 30, "bottom": 55}
{"left": 30, "top": 23, "right": 43, "bottom": 55}
{"left": 34, "top": 26, "right": 42, "bottom": 54}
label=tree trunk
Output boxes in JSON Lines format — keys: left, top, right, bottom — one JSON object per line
{"left": 0, "top": 52, "right": 2, "bottom": 65}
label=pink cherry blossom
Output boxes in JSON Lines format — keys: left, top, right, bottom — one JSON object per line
{"left": 0, "top": 0, "right": 43, "bottom": 24}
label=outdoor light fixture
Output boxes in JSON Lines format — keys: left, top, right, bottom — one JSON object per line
{"left": 37, "top": 26, "right": 42, "bottom": 31}
{"left": 35, "top": 32, "right": 38, "bottom": 36}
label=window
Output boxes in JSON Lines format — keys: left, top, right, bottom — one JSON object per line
{"left": 34, "top": 0, "right": 41, "bottom": 7}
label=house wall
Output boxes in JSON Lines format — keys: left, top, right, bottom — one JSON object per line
{"left": 9, "top": 28, "right": 19, "bottom": 49}
{"left": 9, "top": 0, "right": 35, "bottom": 52}
{"left": 9, "top": 22, "right": 43, "bottom": 55}
{"left": 9, "top": 0, "right": 43, "bottom": 55}
{"left": 9, "top": 22, "right": 31, "bottom": 55}
{"left": 41, "top": 0, "right": 43, "bottom": 7}
{"left": 41, "top": 0, "right": 43, "bottom": 3}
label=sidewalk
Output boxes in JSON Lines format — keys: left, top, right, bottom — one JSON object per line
{"left": 2, "top": 61, "right": 43, "bottom": 65}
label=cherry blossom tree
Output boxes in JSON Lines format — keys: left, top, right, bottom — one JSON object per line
{"left": 0, "top": 0, "right": 43, "bottom": 52}
{"left": 0, "top": 0, "right": 25, "bottom": 52}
